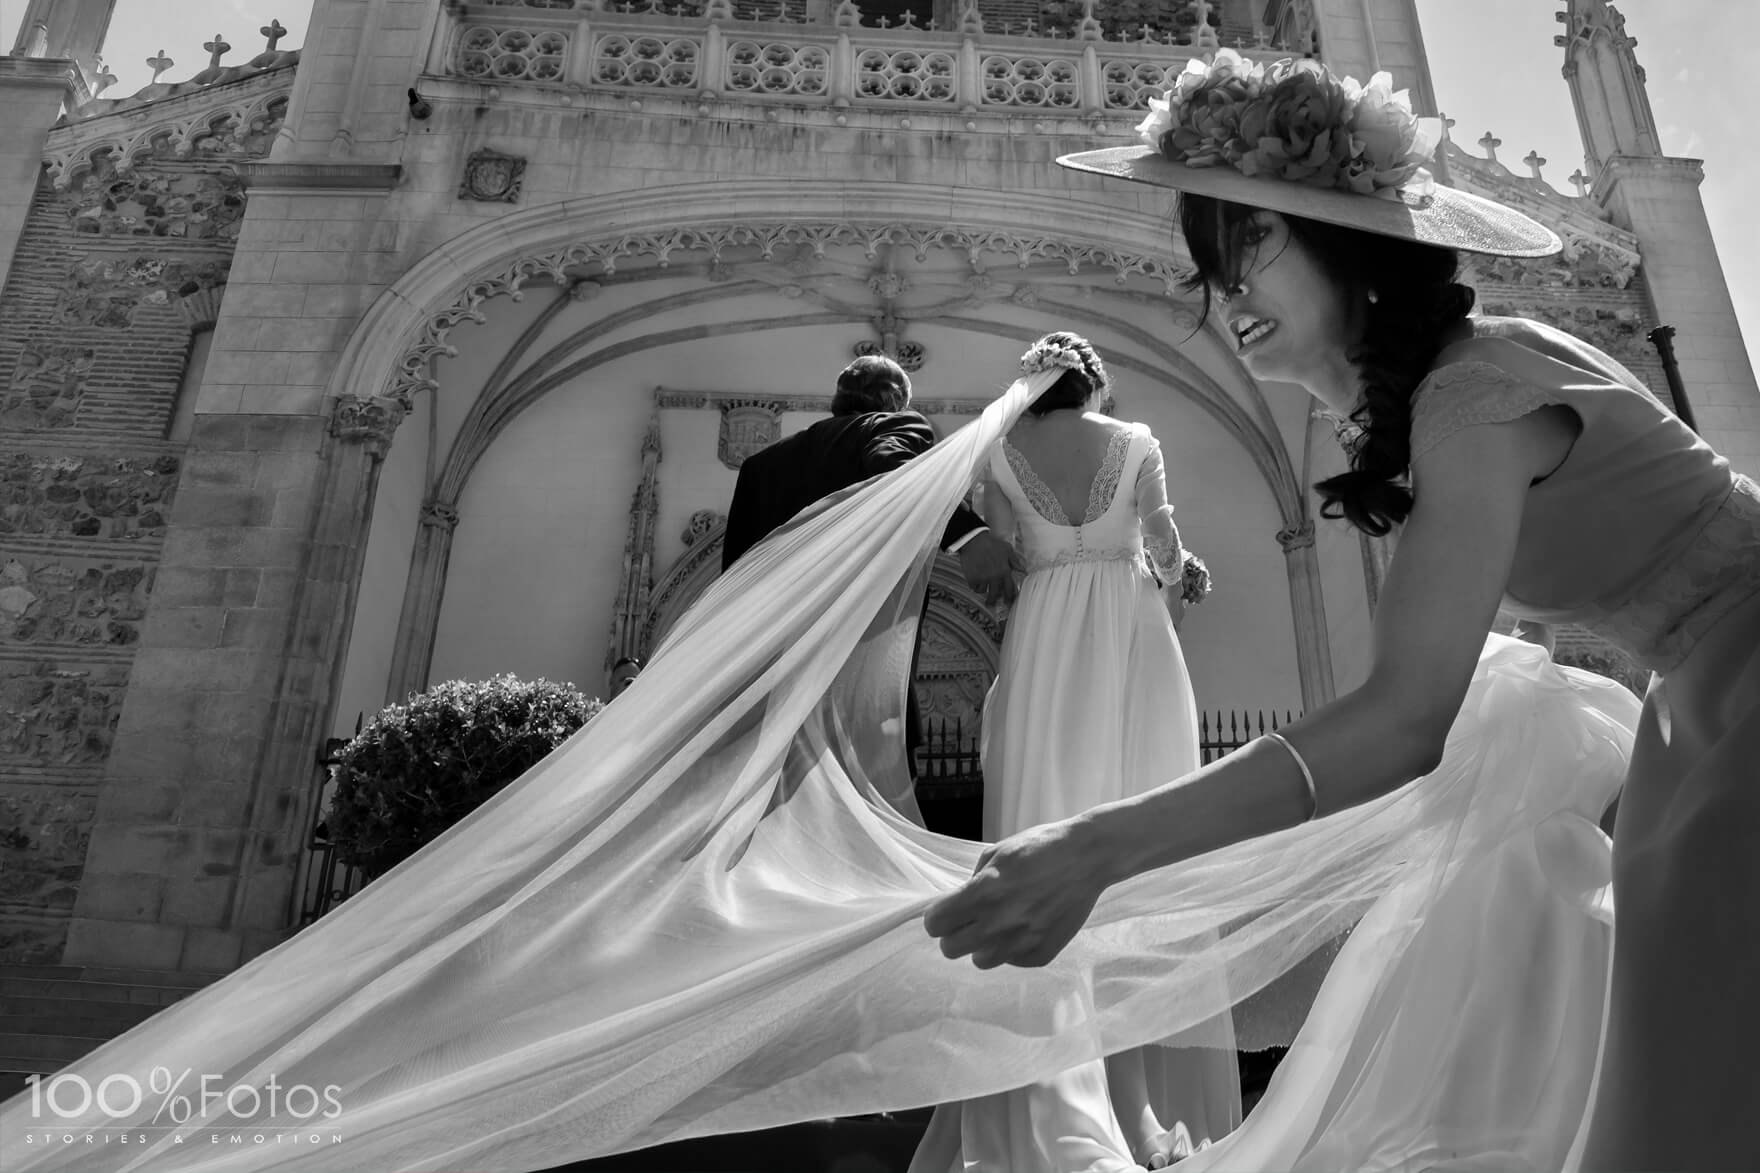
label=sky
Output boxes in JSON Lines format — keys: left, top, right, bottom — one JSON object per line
{"left": 1, "top": 0, "right": 1754, "bottom": 363}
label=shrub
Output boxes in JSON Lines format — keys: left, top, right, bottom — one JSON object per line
{"left": 324, "top": 675, "right": 603, "bottom": 879}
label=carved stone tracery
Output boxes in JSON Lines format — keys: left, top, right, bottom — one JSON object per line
{"left": 387, "top": 221, "right": 1185, "bottom": 407}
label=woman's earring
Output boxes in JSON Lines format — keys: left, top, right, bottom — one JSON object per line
{"left": 1366, "top": 289, "right": 1380, "bottom": 304}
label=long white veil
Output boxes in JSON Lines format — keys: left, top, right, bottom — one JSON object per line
{"left": 1, "top": 370, "right": 1637, "bottom": 1173}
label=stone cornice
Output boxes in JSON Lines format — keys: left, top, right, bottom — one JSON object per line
{"left": 233, "top": 161, "right": 405, "bottom": 193}
{"left": 1591, "top": 153, "right": 1706, "bottom": 202}
{"left": 0, "top": 55, "right": 84, "bottom": 95}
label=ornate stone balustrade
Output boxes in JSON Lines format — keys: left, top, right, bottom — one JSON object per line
{"left": 443, "top": 0, "right": 1301, "bottom": 116}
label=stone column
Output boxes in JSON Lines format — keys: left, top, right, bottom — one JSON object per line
{"left": 384, "top": 500, "right": 460, "bottom": 705}
{"left": 1278, "top": 519, "right": 1337, "bottom": 711}
{"left": 0, "top": 57, "right": 80, "bottom": 298}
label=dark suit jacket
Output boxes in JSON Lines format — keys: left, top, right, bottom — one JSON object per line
{"left": 721, "top": 410, "right": 985, "bottom": 776}
{"left": 721, "top": 410, "right": 983, "bottom": 571}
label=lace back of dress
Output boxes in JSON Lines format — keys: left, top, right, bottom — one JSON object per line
{"left": 996, "top": 424, "right": 1145, "bottom": 571}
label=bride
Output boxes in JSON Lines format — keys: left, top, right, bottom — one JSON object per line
{"left": 911, "top": 333, "right": 1240, "bottom": 1173}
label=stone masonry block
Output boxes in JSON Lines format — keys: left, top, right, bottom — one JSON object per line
{"left": 70, "top": 871, "right": 167, "bottom": 921}
{"left": 123, "top": 648, "right": 281, "bottom": 695}
{"left": 180, "top": 452, "right": 259, "bottom": 490}
{"left": 161, "top": 867, "right": 238, "bottom": 928}
{"left": 160, "top": 527, "right": 308, "bottom": 572}
{"left": 255, "top": 569, "right": 300, "bottom": 610}
{"left": 82, "top": 822, "right": 183, "bottom": 877}
{"left": 238, "top": 383, "right": 327, "bottom": 416}
{"left": 64, "top": 916, "right": 185, "bottom": 971}
{"left": 138, "top": 605, "right": 225, "bottom": 650}
{"left": 148, "top": 566, "right": 229, "bottom": 609}
{"left": 179, "top": 926, "right": 244, "bottom": 973}
{"left": 173, "top": 486, "right": 280, "bottom": 529}
{"left": 244, "top": 417, "right": 328, "bottom": 454}
{"left": 221, "top": 608, "right": 291, "bottom": 653}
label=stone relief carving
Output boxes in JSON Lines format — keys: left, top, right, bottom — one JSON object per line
{"left": 1477, "top": 298, "right": 1649, "bottom": 361}
{"left": 0, "top": 786, "right": 92, "bottom": 918}
{"left": 330, "top": 394, "right": 408, "bottom": 457}
{"left": 0, "top": 661, "right": 127, "bottom": 766}
{"left": 389, "top": 221, "right": 1183, "bottom": 406}
{"left": 682, "top": 508, "right": 725, "bottom": 546}
{"left": 458, "top": 148, "right": 528, "bottom": 203}
{"left": 68, "top": 164, "right": 247, "bottom": 242}
{"left": 0, "top": 557, "right": 151, "bottom": 647}
{"left": 0, "top": 453, "right": 180, "bottom": 542}
{"left": 53, "top": 256, "right": 231, "bottom": 329}
{"left": 2, "top": 346, "right": 96, "bottom": 430}
{"left": 717, "top": 400, "right": 784, "bottom": 469}
{"left": 45, "top": 90, "right": 291, "bottom": 192}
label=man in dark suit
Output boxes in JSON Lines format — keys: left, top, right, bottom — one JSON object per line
{"left": 722, "top": 355, "right": 1019, "bottom": 779}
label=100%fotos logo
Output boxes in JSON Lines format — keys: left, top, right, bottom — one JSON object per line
{"left": 26, "top": 1067, "right": 343, "bottom": 1124}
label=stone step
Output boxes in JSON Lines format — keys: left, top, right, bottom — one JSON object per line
{"left": 0, "top": 964, "right": 223, "bottom": 990}
{"left": 0, "top": 977, "right": 204, "bottom": 1007}
{"left": 554, "top": 1114, "right": 932, "bottom": 1173}
{"left": 0, "top": 1033, "right": 104, "bottom": 1063}
{"left": 0, "top": 1006, "right": 160, "bottom": 1039}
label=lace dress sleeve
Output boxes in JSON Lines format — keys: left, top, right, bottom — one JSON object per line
{"left": 1409, "top": 361, "right": 1569, "bottom": 464}
{"left": 1134, "top": 431, "right": 1183, "bottom": 575}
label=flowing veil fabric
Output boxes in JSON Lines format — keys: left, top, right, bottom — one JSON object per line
{"left": 1, "top": 371, "right": 1638, "bottom": 1173}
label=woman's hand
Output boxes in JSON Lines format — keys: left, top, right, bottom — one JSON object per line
{"left": 924, "top": 818, "right": 1108, "bottom": 969}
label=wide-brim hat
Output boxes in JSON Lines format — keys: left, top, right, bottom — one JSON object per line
{"left": 1059, "top": 144, "right": 1561, "bottom": 257}
{"left": 1057, "top": 52, "right": 1562, "bottom": 259}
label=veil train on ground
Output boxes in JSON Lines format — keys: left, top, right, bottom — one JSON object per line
{"left": 1, "top": 369, "right": 1638, "bottom": 1173}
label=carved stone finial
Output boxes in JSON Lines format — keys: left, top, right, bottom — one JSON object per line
{"left": 958, "top": 0, "right": 984, "bottom": 35}
{"left": 260, "top": 20, "right": 288, "bottom": 52}
{"left": 91, "top": 59, "right": 118, "bottom": 96}
{"left": 703, "top": 0, "right": 733, "bottom": 21}
{"left": 1477, "top": 131, "right": 1501, "bottom": 164}
{"left": 1523, "top": 149, "right": 1547, "bottom": 180}
{"left": 147, "top": 51, "right": 175, "bottom": 81}
{"left": 1568, "top": 166, "right": 1590, "bottom": 197}
{"left": 330, "top": 394, "right": 406, "bottom": 458}
{"left": 833, "top": 0, "right": 862, "bottom": 28}
{"left": 1077, "top": 0, "right": 1102, "bottom": 41}
{"left": 1439, "top": 112, "right": 1456, "bottom": 141}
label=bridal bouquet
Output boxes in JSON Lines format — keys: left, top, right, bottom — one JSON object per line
{"left": 1180, "top": 552, "right": 1213, "bottom": 605}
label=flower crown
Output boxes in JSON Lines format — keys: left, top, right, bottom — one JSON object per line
{"left": 1020, "top": 337, "right": 1090, "bottom": 378}
{"left": 1135, "top": 51, "right": 1443, "bottom": 201}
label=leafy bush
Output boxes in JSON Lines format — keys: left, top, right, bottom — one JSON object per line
{"left": 324, "top": 675, "right": 603, "bottom": 879}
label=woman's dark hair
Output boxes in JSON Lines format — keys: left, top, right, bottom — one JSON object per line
{"left": 1026, "top": 331, "right": 1112, "bottom": 416}
{"left": 1177, "top": 194, "right": 1475, "bottom": 535}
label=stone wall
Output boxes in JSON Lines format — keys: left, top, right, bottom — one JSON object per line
{"left": 0, "top": 120, "right": 269, "bottom": 962}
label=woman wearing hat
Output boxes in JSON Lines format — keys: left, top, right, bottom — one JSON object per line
{"left": 928, "top": 52, "right": 1760, "bottom": 1172}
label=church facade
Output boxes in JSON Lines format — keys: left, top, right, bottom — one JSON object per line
{"left": 0, "top": 0, "right": 1752, "bottom": 999}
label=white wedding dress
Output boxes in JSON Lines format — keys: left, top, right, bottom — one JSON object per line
{"left": 911, "top": 420, "right": 1240, "bottom": 1173}
{"left": 0, "top": 370, "right": 1636, "bottom": 1173}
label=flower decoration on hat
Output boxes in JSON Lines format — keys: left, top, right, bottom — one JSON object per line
{"left": 1135, "top": 50, "right": 1444, "bottom": 202}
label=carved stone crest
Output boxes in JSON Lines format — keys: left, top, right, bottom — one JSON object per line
{"left": 717, "top": 401, "right": 784, "bottom": 470}
{"left": 458, "top": 148, "right": 526, "bottom": 204}
{"left": 330, "top": 394, "right": 407, "bottom": 458}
